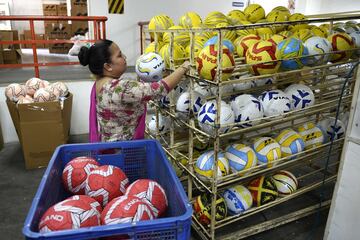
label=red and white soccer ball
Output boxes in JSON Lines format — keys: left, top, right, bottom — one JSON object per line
{"left": 5, "top": 83, "right": 26, "bottom": 102}
{"left": 52, "top": 81, "right": 69, "bottom": 97}
{"left": 33, "top": 88, "right": 53, "bottom": 102}
{"left": 25, "top": 77, "right": 44, "bottom": 96}
{"left": 125, "top": 179, "right": 168, "bottom": 217}
{"left": 85, "top": 165, "right": 129, "bottom": 207}
{"left": 101, "top": 195, "right": 155, "bottom": 225}
{"left": 45, "top": 85, "right": 60, "bottom": 99}
{"left": 42, "top": 80, "right": 50, "bottom": 88}
{"left": 62, "top": 156, "right": 100, "bottom": 195}
{"left": 38, "top": 195, "right": 101, "bottom": 233}
{"left": 17, "top": 95, "right": 34, "bottom": 105}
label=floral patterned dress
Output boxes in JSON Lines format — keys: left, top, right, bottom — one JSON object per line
{"left": 96, "top": 78, "right": 170, "bottom": 142}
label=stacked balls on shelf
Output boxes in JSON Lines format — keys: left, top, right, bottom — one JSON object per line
{"left": 38, "top": 156, "right": 168, "bottom": 233}
{"left": 4, "top": 77, "right": 69, "bottom": 105}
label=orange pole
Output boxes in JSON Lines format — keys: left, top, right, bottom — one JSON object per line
{"left": 97, "top": 21, "right": 101, "bottom": 40}
{"left": 29, "top": 20, "right": 39, "bottom": 78}
{"left": 101, "top": 21, "right": 106, "bottom": 39}
{"left": 93, "top": 20, "right": 98, "bottom": 40}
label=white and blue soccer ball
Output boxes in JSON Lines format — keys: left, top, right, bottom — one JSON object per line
{"left": 285, "top": 84, "right": 315, "bottom": 110}
{"left": 231, "top": 94, "right": 264, "bottom": 128}
{"left": 194, "top": 82, "right": 212, "bottom": 98}
{"left": 304, "top": 37, "right": 332, "bottom": 65}
{"left": 259, "top": 90, "right": 291, "bottom": 117}
{"left": 318, "top": 117, "right": 346, "bottom": 142}
{"left": 223, "top": 185, "right": 253, "bottom": 215}
{"left": 159, "top": 81, "right": 188, "bottom": 107}
{"left": 176, "top": 91, "right": 204, "bottom": 115}
{"left": 256, "top": 76, "right": 277, "bottom": 87}
{"left": 135, "top": 52, "right": 165, "bottom": 82}
{"left": 225, "top": 144, "right": 257, "bottom": 173}
{"left": 233, "top": 74, "right": 256, "bottom": 91}
{"left": 210, "top": 84, "right": 234, "bottom": 95}
{"left": 147, "top": 114, "right": 171, "bottom": 134}
{"left": 194, "top": 150, "right": 230, "bottom": 183}
{"left": 197, "top": 100, "right": 235, "bottom": 135}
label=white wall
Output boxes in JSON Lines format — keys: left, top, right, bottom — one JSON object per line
{"left": 301, "top": 0, "right": 360, "bottom": 15}
{"left": 88, "top": 0, "right": 244, "bottom": 66}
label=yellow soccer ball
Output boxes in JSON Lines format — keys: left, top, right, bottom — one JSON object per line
{"left": 227, "top": 10, "right": 247, "bottom": 24}
{"left": 256, "top": 19, "right": 275, "bottom": 36}
{"left": 288, "top": 13, "right": 309, "bottom": 31}
{"left": 271, "top": 6, "right": 291, "bottom": 19}
{"left": 253, "top": 137, "right": 281, "bottom": 168}
{"left": 310, "top": 25, "right": 328, "bottom": 38}
{"left": 185, "top": 35, "right": 208, "bottom": 59}
{"left": 319, "top": 24, "right": 330, "bottom": 33}
{"left": 144, "top": 41, "right": 164, "bottom": 54}
{"left": 204, "top": 11, "right": 229, "bottom": 27}
{"left": 162, "top": 25, "right": 190, "bottom": 46}
{"left": 246, "top": 40, "right": 281, "bottom": 75}
{"left": 236, "top": 20, "right": 257, "bottom": 37}
{"left": 148, "top": 14, "right": 174, "bottom": 40}
{"left": 178, "top": 11, "right": 202, "bottom": 28}
{"left": 196, "top": 45, "right": 235, "bottom": 81}
{"left": 266, "top": 10, "right": 288, "bottom": 32}
{"left": 298, "top": 122, "right": 325, "bottom": 149}
{"left": 275, "top": 129, "right": 305, "bottom": 157}
{"left": 236, "top": 34, "right": 261, "bottom": 58}
{"left": 278, "top": 30, "right": 293, "bottom": 38}
{"left": 215, "top": 22, "right": 237, "bottom": 42}
{"left": 269, "top": 34, "right": 287, "bottom": 45}
{"left": 327, "top": 32, "right": 355, "bottom": 63}
{"left": 159, "top": 42, "right": 186, "bottom": 67}
{"left": 244, "top": 4, "right": 265, "bottom": 23}
{"left": 192, "top": 26, "right": 214, "bottom": 40}
{"left": 292, "top": 29, "right": 314, "bottom": 42}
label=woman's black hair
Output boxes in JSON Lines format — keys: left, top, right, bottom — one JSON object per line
{"left": 78, "top": 39, "right": 113, "bottom": 76}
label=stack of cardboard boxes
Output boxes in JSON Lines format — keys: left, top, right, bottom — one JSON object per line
{"left": 0, "top": 30, "right": 22, "bottom": 64}
{"left": 71, "top": 0, "right": 89, "bottom": 36}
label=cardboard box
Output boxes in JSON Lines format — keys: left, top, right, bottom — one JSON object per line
{"left": 0, "top": 30, "right": 20, "bottom": 49}
{"left": 71, "top": 0, "right": 87, "bottom": 16}
{"left": 6, "top": 94, "right": 73, "bottom": 169}
{"left": 43, "top": 4, "right": 58, "bottom": 16}
{"left": 2, "top": 49, "right": 22, "bottom": 64}
{"left": 46, "top": 23, "right": 71, "bottom": 39}
{"left": 57, "top": 3, "right": 68, "bottom": 16}
{"left": 71, "top": 0, "right": 87, "bottom": 8}
{"left": 71, "top": 21, "right": 88, "bottom": 36}
{"left": 0, "top": 49, "right": 3, "bottom": 64}
{"left": 22, "top": 31, "right": 45, "bottom": 48}
{"left": 49, "top": 43, "right": 72, "bottom": 54}
{"left": 71, "top": 8, "right": 87, "bottom": 17}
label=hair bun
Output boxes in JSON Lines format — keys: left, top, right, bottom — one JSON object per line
{"left": 78, "top": 46, "right": 90, "bottom": 66}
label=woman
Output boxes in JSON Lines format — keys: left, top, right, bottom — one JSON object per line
{"left": 78, "top": 39, "right": 190, "bottom": 142}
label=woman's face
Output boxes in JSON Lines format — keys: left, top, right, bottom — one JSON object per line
{"left": 108, "top": 43, "right": 127, "bottom": 78}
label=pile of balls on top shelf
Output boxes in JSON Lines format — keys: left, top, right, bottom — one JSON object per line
{"left": 38, "top": 157, "right": 168, "bottom": 233}
{"left": 4, "top": 77, "right": 69, "bottom": 105}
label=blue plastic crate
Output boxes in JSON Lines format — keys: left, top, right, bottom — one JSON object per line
{"left": 23, "top": 140, "right": 192, "bottom": 240}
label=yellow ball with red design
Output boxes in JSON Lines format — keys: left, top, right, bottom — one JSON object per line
{"left": 196, "top": 44, "right": 235, "bottom": 81}
{"left": 236, "top": 34, "right": 261, "bottom": 58}
{"left": 246, "top": 40, "right": 281, "bottom": 75}
{"left": 327, "top": 32, "right": 354, "bottom": 63}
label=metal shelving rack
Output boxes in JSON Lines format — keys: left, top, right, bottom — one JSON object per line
{"left": 141, "top": 12, "right": 360, "bottom": 240}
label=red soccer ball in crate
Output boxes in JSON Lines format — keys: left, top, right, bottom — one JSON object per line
{"left": 101, "top": 195, "right": 156, "bottom": 225}
{"left": 38, "top": 195, "right": 101, "bottom": 233}
{"left": 62, "top": 156, "right": 100, "bottom": 195}
{"left": 125, "top": 179, "right": 168, "bottom": 217}
{"left": 85, "top": 165, "right": 129, "bottom": 207}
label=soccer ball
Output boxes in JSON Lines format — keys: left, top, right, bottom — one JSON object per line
{"left": 204, "top": 36, "right": 235, "bottom": 53}
{"left": 236, "top": 34, "right": 261, "bottom": 58}
{"left": 85, "top": 165, "right": 129, "bottom": 206}
{"left": 277, "top": 37, "right": 309, "bottom": 70}
{"left": 259, "top": 90, "right": 291, "bottom": 117}
{"left": 145, "top": 41, "right": 164, "bottom": 54}
{"left": 233, "top": 74, "right": 256, "bottom": 91}
{"left": 135, "top": 52, "right": 165, "bottom": 82}
{"left": 176, "top": 91, "right": 204, "bottom": 116}
{"left": 194, "top": 82, "right": 212, "bottom": 98}
{"left": 33, "top": 88, "right": 52, "bottom": 102}
{"left": 147, "top": 114, "right": 171, "bottom": 134}
{"left": 178, "top": 11, "right": 202, "bottom": 28}
{"left": 227, "top": 10, "right": 247, "bottom": 23}
{"left": 288, "top": 13, "right": 308, "bottom": 31}
{"left": 236, "top": 21, "right": 257, "bottom": 37}
{"left": 350, "top": 31, "right": 360, "bottom": 56}
{"left": 310, "top": 26, "right": 328, "bottom": 38}
{"left": 225, "top": 143, "right": 257, "bottom": 173}
{"left": 266, "top": 10, "right": 288, "bottom": 32}
{"left": 292, "top": 29, "right": 314, "bottom": 42}
{"left": 298, "top": 122, "right": 325, "bottom": 149}
{"left": 196, "top": 45, "right": 235, "bottom": 82}
{"left": 256, "top": 76, "right": 277, "bottom": 86}
{"left": 194, "top": 150, "right": 229, "bottom": 183}
{"left": 246, "top": 40, "right": 281, "bottom": 75}
{"left": 203, "top": 11, "right": 228, "bottom": 27}
{"left": 162, "top": 25, "right": 190, "bottom": 46}
{"left": 148, "top": 14, "right": 174, "bottom": 40}
{"left": 231, "top": 94, "right": 264, "bottom": 127}
{"left": 185, "top": 36, "right": 208, "bottom": 60}
{"left": 52, "top": 81, "right": 69, "bottom": 97}
{"left": 328, "top": 33, "right": 354, "bottom": 63}
{"left": 193, "top": 193, "right": 227, "bottom": 225}
{"left": 25, "top": 77, "right": 43, "bottom": 96}
{"left": 62, "top": 156, "right": 99, "bottom": 194}
{"left": 44, "top": 85, "right": 60, "bottom": 100}
{"left": 38, "top": 195, "right": 101, "bottom": 233}
{"left": 197, "top": 100, "right": 235, "bottom": 135}
{"left": 256, "top": 19, "right": 275, "bottom": 36}
{"left": 248, "top": 176, "right": 278, "bottom": 206}
{"left": 253, "top": 137, "right": 282, "bottom": 167}
{"left": 159, "top": 42, "right": 186, "bottom": 67}
{"left": 284, "top": 84, "right": 315, "bottom": 110}
{"left": 17, "top": 95, "right": 34, "bottom": 105}
{"left": 223, "top": 185, "right": 253, "bottom": 215}
{"left": 264, "top": 34, "right": 287, "bottom": 45}
{"left": 272, "top": 170, "right": 298, "bottom": 197}
{"left": 304, "top": 36, "right": 332, "bottom": 65}
{"left": 101, "top": 195, "right": 155, "bottom": 225}
{"left": 125, "top": 179, "right": 168, "bottom": 217}
{"left": 42, "top": 80, "right": 50, "bottom": 88}
{"left": 5, "top": 83, "right": 26, "bottom": 102}
{"left": 159, "top": 81, "right": 188, "bottom": 107}
{"left": 275, "top": 129, "right": 305, "bottom": 157}
{"left": 244, "top": 4, "right": 265, "bottom": 23}
{"left": 318, "top": 117, "right": 346, "bottom": 142}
